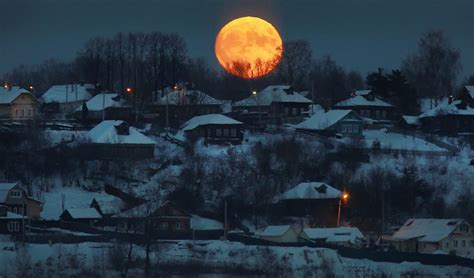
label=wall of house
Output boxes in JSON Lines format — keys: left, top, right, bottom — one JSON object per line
{"left": 390, "top": 238, "right": 419, "bottom": 252}
{"left": 187, "top": 124, "right": 244, "bottom": 145}
{"left": 421, "top": 115, "right": 474, "bottom": 135}
{"left": 59, "top": 101, "right": 84, "bottom": 114}
{"left": 334, "top": 120, "right": 363, "bottom": 137}
{"left": 0, "top": 219, "right": 24, "bottom": 234}
{"left": 10, "top": 94, "right": 37, "bottom": 120}
{"left": 26, "top": 199, "right": 41, "bottom": 220}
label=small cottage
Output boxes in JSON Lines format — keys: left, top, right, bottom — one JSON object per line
{"left": 334, "top": 90, "right": 395, "bottom": 122}
{"left": 0, "top": 182, "right": 42, "bottom": 219}
{"left": 179, "top": 114, "right": 244, "bottom": 144}
{"left": 90, "top": 195, "right": 128, "bottom": 218}
{"left": 300, "top": 227, "right": 365, "bottom": 247}
{"left": 0, "top": 86, "right": 38, "bottom": 120}
{"left": 0, "top": 205, "right": 24, "bottom": 234}
{"left": 60, "top": 208, "right": 102, "bottom": 226}
{"left": 74, "top": 93, "right": 132, "bottom": 122}
{"left": 295, "top": 110, "right": 363, "bottom": 137}
{"left": 255, "top": 225, "right": 299, "bottom": 243}
{"left": 40, "top": 83, "right": 94, "bottom": 113}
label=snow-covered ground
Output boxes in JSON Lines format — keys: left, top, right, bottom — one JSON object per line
{"left": 360, "top": 129, "right": 448, "bottom": 152}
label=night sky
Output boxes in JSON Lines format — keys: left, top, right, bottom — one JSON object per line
{"left": 1, "top": 0, "right": 473, "bottom": 79}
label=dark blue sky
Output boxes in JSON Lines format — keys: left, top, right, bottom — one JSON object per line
{"left": 1, "top": 0, "right": 473, "bottom": 79}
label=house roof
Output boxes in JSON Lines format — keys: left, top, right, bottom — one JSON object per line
{"left": 256, "top": 225, "right": 293, "bottom": 237}
{"left": 295, "top": 110, "right": 359, "bottom": 131}
{"left": 0, "top": 87, "right": 35, "bottom": 104}
{"left": 335, "top": 95, "right": 393, "bottom": 108}
{"left": 87, "top": 120, "right": 156, "bottom": 145}
{"left": 190, "top": 214, "right": 224, "bottom": 231}
{"left": 63, "top": 208, "right": 102, "bottom": 219}
{"left": 273, "top": 182, "right": 341, "bottom": 203}
{"left": 76, "top": 93, "right": 130, "bottom": 112}
{"left": 0, "top": 183, "right": 19, "bottom": 202}
{"left": 401, "top": 115, "right": 421, "bottom": 126}
{"left": 40, "top": 83, "right": 94, "bottom": 103}
{"left": 0, "top": 211, "right": 24, "bottom": 219}
{"left": 91, "top": 196, "right": 126, "bottom": 215}
{"left": 420, "top": 99, "right": 474, "bottom": 118}
{"left": 155, "top": 90, "right": 222, "bottom": 105}
{"left": 234, "top": 85, "right": 312, "bottom": 107}
{"left": 391, "top": 218, "right": 465, "bottom": 242}
{"left": 181, "top": 114, "right": 243, "bottom": 132}
{"left": 465, "top": 86, "right": 474, "bottom": 98}
{"left": 303, "top": 227, "right": 364, "bottom": 244}
{"left": 353, "top": 89, "right": 372, "bottom": 96}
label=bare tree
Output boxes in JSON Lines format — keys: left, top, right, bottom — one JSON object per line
{"left": 275, "top": 40, "right": 312, "bottom": 90}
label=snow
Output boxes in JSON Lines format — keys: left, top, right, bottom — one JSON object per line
{"left": 255, "top": 225, "right": 292, "bottom": 237}
{"left": 42, "top": 129, "right": 87, "bottom": 147}
{"left": 295, "top": 110, "right": 357, "bottom": 130}
{"left": 302, "top": 227, "right": 364, "bottom": 244}
{"left": 274, "top": 182, "right": 341, "bottom": 203}
{"left": 91, "top": 196, "right": 126, "bottom": 215}
{"left": 361, "top": 129, "right": 448, "bottom": 152}
{"left": 87, "top": 120, "right": 156, "bottom": 145}
{"left": 401, "top": 115, "right": 421, "bottom": 126}
{"left": 353, "top": 89, "right": 372, "bottom": 96}
{"left": 155, "top": 90, "right": 222, "bottom": 105}
{"left": 0, "top": 211, "right": 24, "bottom": 219}
{"left": 63, "top": 208, "right": 101, "bottom": 219}
{"left": 335, "top": 95, "right": 393, "bottom": 107}
{"left": 420, "top": 99, "right": 474, "bottom": 118}
{"left": 234, "top": 85, "right": 312, "bottom": 107}
{"left": 190, "top": 214, "right": 223, "bottom": 230}
{"left": 0, "top": 183, "right": 17, "bottom": 202}
{"left": 40, "top": 84, "right": 94, "bottom": 103}
{"left": 76, "top": 93, "right": 129, "bottom": 111}
{"left": 0, "top": 86, "right": 33, "bottom": 104}
{"left": 181, "top": 114, "right": 242, "bottom": 132}
{"left": 465, "top": 85, "right": 474, "bottom": 98}
{"left": 391, "top": 218, "right": 463, "bottom": 242}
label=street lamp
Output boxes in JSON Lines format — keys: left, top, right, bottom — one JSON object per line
{"left": 126, "top": 87, "right": 133, "bottom": 93}
{"left": 28, "top": 85, "right": 34, "bottom": 90}
{"left": 337, "top": 191, "right": 349, "bottom": 227}
{"left": 252, "top": 90, "right": 257, "bottom": 96}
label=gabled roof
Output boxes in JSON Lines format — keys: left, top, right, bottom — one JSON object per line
{"left": 391, "top": 218, "right": 465, "bottom": 242}
{"left": 76, "top": 93, "right": 130, "bottom": 112}
{"left": 234, "top": 85, "right": 312, "bottom": 107}
{"left": 62, "top": 208, "right": 102, "bottom": 219}
{"left": 303, "top": 227, "right": 364, "bottom": 243}
{"left": 256, "top": 225, "right": 294, "bottom": 237}
{"left": 335, "top": 95, "right": 393, "bottom": 108}
{"left": 181, "top": 114, "right": 243, "bottom": 132}
{"left": 91, "top": 195, "right": 127, "bottom": 215}
{"left": 465, "top": 86, "right": 474, "bottom": 99}
{"left": 0, "top": 182, "right": 20, "bottom": 203}
{"left": 0, "top": 87, "right": 35, "bottom": 104}
{"left": 273, "top": 182, "right": 341, "bottom": 203}
{"left": 401, "top": 115, "right": 421, "bottom": 126}
{"left": 87, "top": 120, "right": 156, "bottom": 145}
{"left": 155, "top": 90, "right": 222, "bottom": 105}
{"left": 40, "top": 83, "right": 94, "bottom": 103}
{"left": 295, "top": 110, "right": 360, "bottom": 131}
{"left": 420, "top": 99, "right": 474, "bottom": 118}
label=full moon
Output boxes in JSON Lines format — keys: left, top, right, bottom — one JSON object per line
{"left": 215, "top": 16, "right": 283, "bottom": 79}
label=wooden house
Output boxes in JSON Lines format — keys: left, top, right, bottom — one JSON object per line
{"left": 0, "top": 205, "right": 24, "bottom": 234}
{"left": 85, "top": 120, "right": 156, "bottom": 160}
{"left": 0, "top": 182, "right": 42, "bottom": 219}
{"left": 255, "top": 225, "right": 299, "bottom": 243}
{"left": 179, "top": 114, "right": 244, "bottom": 144}
{"left": 300, "top": 227, "right": 365, "bottom": 247}
{"left": 40, "top": 83, "right": 94, "bottom": 114}
{"left": 232, "top": 85, "right": 312, "bottom": 127}
{"left": 0, "top": 86, "right": 38, "bottom": 120}
{"left": 334, "top": 90, "right": 395, "bottom": 123}
{"left": 60, "top": 208, "right": 102, "bottom": 226}
{"left": 74, "top": 93, "right": 132, "bottom": 122}
{"left": 295, "top": 110, "right": 363, "bottom": 137}
{"left": 90, "top": 195, "right": 127, "bottom": 218}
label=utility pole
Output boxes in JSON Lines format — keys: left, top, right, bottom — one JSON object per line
{"left": 224, "top": 200, "right": 228, "bottom": 240}
{"left": 102, "top": 90, "right": 105, "bottom": 121}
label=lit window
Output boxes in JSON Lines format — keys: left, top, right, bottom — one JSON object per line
{"left": 7, "top": 221, "right": 20, "bottom": 232}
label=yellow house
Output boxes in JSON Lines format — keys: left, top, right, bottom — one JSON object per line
{"left": 0, "top": 86, "right": 38, "bottom": 120}
{"left": 387, "top": 218, "right": 474, "bottom": 257}
{"left": 256, "top": 225, "right": 299, "bottom": 243}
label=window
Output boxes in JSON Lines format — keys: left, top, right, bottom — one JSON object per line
{"left": 176, "top": 222, "right": 183, "bottom": 230}
{"left": 160, "top": 222, "right": 169, "bottom": 230}
{"left": 292, "top": 107, "right": 297, "bottom": 115}
{"left": 300, "top": 108, "right": 305, "bottom": 114}
{"left": 341, "top": 125, "right": 347, "bottom": 133}
{"left": 284, "top": 107, "right": 289, "bottom": 115}
{"left": 216, "top": 128, "right": 222, "bottom": 137}
{"left": 8, "top": 221, "right": 20, "bottom": 232}
{"left": 10, "top": 190, "right": 21, "bottom": 198}
{"left": 470, "top": 240, "right": 474, "bottom": 247}
{"left": 12, "top": 207, "right": 24, "bottom": 215}
{"left": 21, "top": 109, "right": 24, "bottom": 117}
{"left": 459, "top": 224, "right": 469, "bottom": 232}
{"left": 223, "top": 128, "right": 229, "bottom": 137}
{"left": 445, "top": 242, "right": 449, "bottom": 249}
{"left": 462, "top": 240, "right": 466, "bottom": 247}
{"left": 375, "top": 110, "right": 380, "bottom": 119}
{"left": 27, "top": 109, "right": 31, "bottom": 116}
{"left": 207, "top": 128, "right": 211, "bottom": 137}
{"left": 454, "top": 240, "right": 458, "bottom": 248}
{"left": 15, "top": 109, "right": 18, "bottom": 116}
{"left": 381, "top": 110, "right": 387, "bottom": 119}
{"left": 230, "top": 128, "right": 237, "bottom": 137}
{"left": 352, "top": 125, "right": 358, "bottom": 133}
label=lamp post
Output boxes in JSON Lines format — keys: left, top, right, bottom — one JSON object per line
{"left": 337, "top": 191, "right": 349, "bottom": 227}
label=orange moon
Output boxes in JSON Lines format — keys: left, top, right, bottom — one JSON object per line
{"left": 215, "top": 16, "right": 283, "bottom": 79}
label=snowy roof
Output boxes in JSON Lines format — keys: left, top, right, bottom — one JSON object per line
{"left": 420, "top": 99, "right": 474, "bottom": 118}
{"left": 257, "top": 225, "right": 294, "bottom": 237}
{"left": 234, "top": 85, "right": 312, "bottom": 107}
{"left": 335, "top": 95, "right": 393, "bottom": 107}
{"left": 40, "top": 83, "right": 94, "bottom": 103}
{"left": 465, "top": 86, "right": 474, "bottom": 98}
{"left": 190, "top": 214, "right": 224, "bottom": 230}
{"left": 87, "top": 120, "right": 156, "bottom": 145}
{"left": 155, "top": 90, "right": 222, "bottom": 105}
{"left": 0, "top": 87, "right": 34, "bottom": 104}
{"left": 0, "top": 183, "right": 19, "bottom": 202}
{"left": 181, "top": 114, "right": 243, "bottom": 132}
{"left": 353, "top": 90, "right": 372, "bottom": 96}
{"left": 295, "top": 110, "right": 359, "bottom": 130}
{"left": 0, "top": 211, "right": 24, "bottom": 219}
{"left": 91, "top": 196, "right": 126, "bottom": 215}
{"left": 303, "top": 227, "right": 364, "bottom": 243}
{"left": 391, "top": 218, "right": 465, "bottom": 242}
{"left": 76, "top": 93, "right": 130, "bottom": 112}
{"left": 401, "top": 115, "right": 421, "bottom": 126}
{"left": 63, "top": 208, "right": 102, "bottom": 219}
{"left": 274, "top": 182, "right": 341, "bottom": 203}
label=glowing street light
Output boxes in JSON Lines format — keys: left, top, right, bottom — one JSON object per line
{"left": 337, "top": 191, "right": 349, "bottom": 227}
{"left": 252, "top": 90, "right": 257, "bottom": 96}
{"left": 126, "top": 87, "right": 133, "bottom": 93}
{"left": 29, "top": 85, "right": 34, "bottom": 90}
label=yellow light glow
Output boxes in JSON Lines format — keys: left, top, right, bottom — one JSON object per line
{"left": 215, "top": 16, "right": 283, "bottom": 79}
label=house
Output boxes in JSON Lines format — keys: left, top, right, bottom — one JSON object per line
{"left": 398, "top": 115, "right": 421, "bottom": 130}
{"left": 148, "top": 85, "right": 223, "bottom": 126}
{"left": 0, "top": 205, "right": 24, "bottom": 234}
{"left": 232, "top": 85, "right": 312, "bottom": 126}
{"left": 113, "top": 201, "right": 192, "bottom": 239}
{"left": 300, "top": 227, "right": 365, "bottom": 247}
{"left": 190, "top": 214, "right": 224, "bottom": 239}
{"left": 0, "top": 86, "right": 38, "bottom": 120}
{"left": 90, "top": 195, "right": 128, "bottom": 218}
{"left": 386, "top": 218, "right": 474, "bottom": 256}
{"left": 74, "top": 93, "right": 132, "bottom": 122}
{"left": 0, "top": 182, "right": 42, "bottom": 219}
{"left": 273, "top": 182, "right": 342, "bottom": 226}
{"left": 295, "top": 110, "right": 363, "bottom": 137}
{"left": 85, "top": 120, "right": 156, "bottom": 160}
{"left": 255, "top": 225, "right": 299, "bottom": 243}
{"left": 418, "top": 96, "right": 474, "bottom": 135}
{"left": 334, "top": 90, "right": 395, "bottom": 122}
{"left": 60, "top": 208, "right": 102, "bottom": 226}
{"left": 40, "top": 83, "right": 94, "bottom": 114}
{"left": 178, "top": 114, "right": 244, "bottom": 144}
